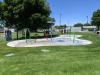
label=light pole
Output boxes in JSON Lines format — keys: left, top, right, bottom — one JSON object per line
{"left": 86, "top": 16, "right": 88, "bottom": 24}
{"left": 59, "top": 13, "right": 62, "bottom": 26}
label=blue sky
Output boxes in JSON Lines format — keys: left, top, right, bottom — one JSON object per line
{"left": 48, "top": 0, "right": 100, "bottom": 26}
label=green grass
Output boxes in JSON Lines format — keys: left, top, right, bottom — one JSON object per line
{"left": 0, "top": 32, "right": 100, "bottom": 75}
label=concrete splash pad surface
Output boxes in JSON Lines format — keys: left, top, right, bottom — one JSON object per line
{"left": 7, "top": 35, "right": 92, "bottom": 47}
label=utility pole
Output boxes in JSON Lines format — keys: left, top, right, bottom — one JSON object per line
{"left": 86, "top": 16, "right": 88, "bottom": 24}
{"left": 59, "top": 13, "right": 62, "bottom": 26}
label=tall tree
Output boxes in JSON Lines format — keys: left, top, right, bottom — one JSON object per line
{"left": 29, "top": 0, "right": 52, "bottom": 31}
{"left": 84, "top": 23, "right": 91, "bottom": 26}
{"left": 91, "top": 9, "right": 100, "bottom": 30}
{"left": 74, "top": 23, "right": 83, "bottom": 27}
{"left": 55, "top": 24, "right": 67, "bottom": 29}
{"left": 0, "top": 0, "right": 54, "bottom": 39}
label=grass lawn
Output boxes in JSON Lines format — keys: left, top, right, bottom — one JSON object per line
{"left": 0, "top": 32, "right": 100, "bottom": 75}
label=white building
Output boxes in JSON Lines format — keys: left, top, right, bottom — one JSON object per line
{"left": 66, "top": 27, "right": 82, "bottom": 32}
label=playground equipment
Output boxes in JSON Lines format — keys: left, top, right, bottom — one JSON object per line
{"left": 34, "top": 34, "right": 38, "bottom": 43}
{"left": 5, "top": 29, "right": 12, "bottom": 41}
{"left": 44, "top": 31, "right": 49, "bottom": 41}
{"left": 7, "top": 26, "right": 92, "bottom": 47}
{"left": 25, "top": 28, "right": 30, "bottom": 43}
{"left": 7, "top": 34, "right": 92, "bottom": 47}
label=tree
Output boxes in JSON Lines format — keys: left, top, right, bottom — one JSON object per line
{"left": 91, "top": 9, "right": 100, "bottom": 30}
{"left": 55, "top": 24, "right": 67, "bottom": 29}
{"left": 0, "top": 0, "right": 20, "bottom": 39}
{"left": 0, "top": 0, "right": 54, "bottom": 39}
{"left": 1, "top": 0, "right": 53, "bottom": 29}
{"left": 29, "top": 0, "right": 53, "bottom": 31}
{"left": 44, "top": 17, "right": 55, "bottom": 29}
{"left": 74, "top": 23, "right": 83, "bottom": 27}
{"left": 84, "top": 23, "right": 91, "bottom": 26}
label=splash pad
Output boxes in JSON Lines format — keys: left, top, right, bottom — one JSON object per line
{"left": 7, "top": 35, "right": 92, "bottom": 47}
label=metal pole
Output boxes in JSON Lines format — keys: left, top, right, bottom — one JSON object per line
{"left": 73, "top": 34, "right": 75, "bottom": 43}
{"left": 25, "top": 29, "right": 27, "bottom": 43}
{"left": 60, "top": 13, "right": 62, "bottom": 26}
{"left": 69, "top": 26, "right": 71, "bottom": 40}
{"left": 86, "top": 16, "right": 88, "bottom": 24}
